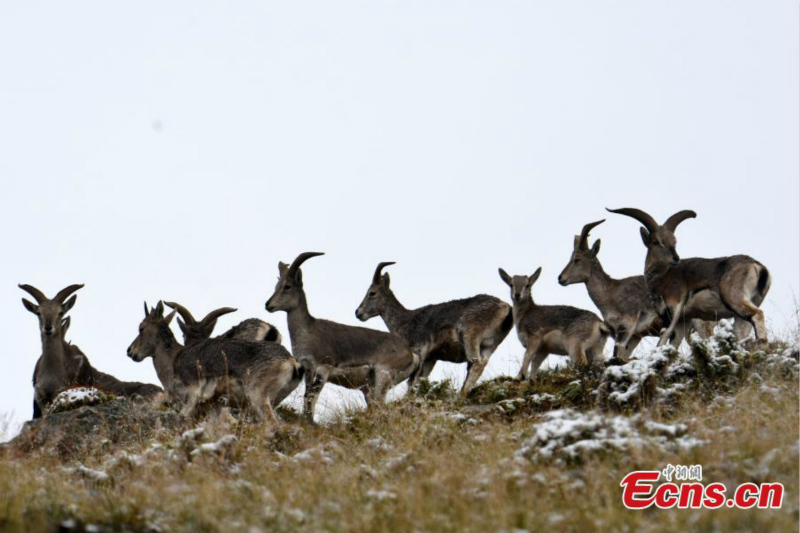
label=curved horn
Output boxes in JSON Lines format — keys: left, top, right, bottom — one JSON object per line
{"left": 286, "top": 251, "right": 325, "bottom": 278}
{"left": 578, "top": 220, "right": 605, "bottom": 250}
{"left": 372, "top": 261, "right": 396, "bottom": 284}
{"left": 606, "top": 207, "right": 658, "bottom": 232}
{"left": 663, "top": 210, "right": 697, "bottom": 233}
{"left": 199, "top": 307, "right": 238, "bottom": 326}
{"left": 18, "top": 284, "right": 47, "bottom": 303}
{"left": 164, "top": 301, "right": 197, "bottom": 325}
{"left": 54, "top": 284, "right": 84, "bottom": 303}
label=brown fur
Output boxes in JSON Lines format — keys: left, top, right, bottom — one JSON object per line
{"left": 266, "top": 253, "right": 419, "bottom": 421}
{"left": 127, "top": 302, "right": 300, "bottom": 426}
{"left": 500, "top": 267, "right": 608, "bottom": 381}
{"left": 608, "top": 208, "right": 771, "bottom": 345}
{"left": 356, "top": 262, "right": 513, "bottom": 394}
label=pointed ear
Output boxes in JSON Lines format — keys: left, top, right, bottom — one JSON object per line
{"left": 498, "top": 268, "right": 512, "bottom": 287}
{"left": 639, "top": 227, "right": 651, "bottom": 248}
{"left": 62, "top": 295, "right": 78, "bottom": 313}
{"left": 278, "top": 262, "right": 289, "bottom": 275}
{"left": 155, "top": 301, "right": 165, "bottom": 316}
{"left": 165, "top": 309, "right": 176, "bottom": 325}
{"left": 529, "top": 267, "right": 542, "bottom": 285}
{"left": 294, "top": 268, "right": 303, "bottom": 284}
{"left": 590, "top": 239, "right": 601, "bottom": 257}
{"left": 22, "top": 298, "right": 39, "bottom": 315}
{"left": 144, "top": 301, "right": 149, "bottom": 318}
{"left": 382, "top": 272, "right": 391, "bottom": 287}
{"left": 177, "top": 317, "right": 188, "bottom": 336}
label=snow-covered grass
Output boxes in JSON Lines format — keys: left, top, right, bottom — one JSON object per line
{"left": 515, "top": 408, "right": 703, "bottom": 465}
{"left": 0, "top": 338, "right": 797, "bottom": 533}
{"left": 600, "top": 345, "right": 679, "bottom": 410}
{"left": 46, "top": 387, "right": 113, "bottom": 415}
{"left": 689, "top": 319, "right": 747, "bottom": 380}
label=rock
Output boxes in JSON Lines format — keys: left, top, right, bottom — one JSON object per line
{"left": 47, "top": 387, "right": 113, "bottom": 415}
{"left": 3, "top": 397, "right": 184, "bottom": 460}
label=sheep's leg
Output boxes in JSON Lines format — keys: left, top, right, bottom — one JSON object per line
{"left": 528, "top": 349, "right": 549, "bottom": 383}
{"left": 719, "top": 267, "right": 769, "bottom": 342}
{"left": 461, "top": 336, "right": 490, "bottom": 394}
{"left": 249, "top": 383, "right": 281, "bottom": 426}
{"left": 735, "top": 301, "right": 768, "bottom": 342}
{"left": 367, "top": 369, "right": 392, "bottom": 406}
{"left": 360, "top": 387, "right": 371, "bottom": 407}
{"left": 588, "top": 346, "right": 604, "bottom": 369}
{"left": 658, "top": 296, "right": 688, "bottom": 347}
{"left": 615, "top": 320, "right": 639, "bottom": 362}
{"left": 245, "top": 388, "right": 266, "bottom": 424}
{"left": 669, "top": 321, "right": 687, "bottom": 348}
{"left": 517, "top": 339, "right": 540, "bottom": 380}
{"left": 732, "top": 317, "right": 752, "bottom": 341}
{"left": 407, "top": 349, "right": 432, "bottom": 387}
{"left": 612, "top": 330, "right": 627, "bottom": 361}
{"left": 418, "top": 357, "right": 437, "bottom": 379}
{"left": 568, "top": 342, "right": 589, "bottom": 369}
{"left": 180, "top": 382, "right": 203, "bottom": 418}
{"left": 262, "top": 401, "right": 280, "bottom": 427}
{"left": 690, "top": 320, "right": 715, "bottom": 340}
{"left": 303, "top": 365, "right": 329, "bottom": 424}
{"left": 615, "top": 333, "right": 642, "bottom": 363}
{"left": 587, "top": 335, "right": 607, "bottom": 369}
{"left": 273, "top": 361, "right": 303, "bottom": 408}
{"left": 624, "top": 335, "right": 643, "bottom": 361}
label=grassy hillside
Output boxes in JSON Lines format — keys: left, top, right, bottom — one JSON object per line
{"left": 1, "top": 325, "right": 797, "bottom": 533}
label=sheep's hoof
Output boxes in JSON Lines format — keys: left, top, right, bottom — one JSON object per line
{"left": 604, "top": 357, "right": 626, "bottom": 367}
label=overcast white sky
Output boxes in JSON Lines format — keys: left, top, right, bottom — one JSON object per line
{"left": 1, "top": 1, "right": 797, "bottom": 435}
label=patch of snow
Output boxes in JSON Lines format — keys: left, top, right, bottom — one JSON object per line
{"left": 708, "top": 396, "right": 736, "bottom": 411}
{"left": 365, "top": 437, "right": 393, "bottom": 452}
{"left": 359, "top": 464, "right": 378, "bottom": 479}
{"left": 47, "top": 387, "right": 111, "bottom": 414}
{"left": 759, "top": 384, "right": 781, "bottom": 396}
{"left": 104, "top": 451, "right": 146, "bottom": 471}
{"left": 515, "top": 409, "right": 703, "bottom": 465}
{"left": 643, "top": 420, "right": 687, "bottom": 437}
{"left": 366, "top": 488, "right": 397, "bottom": 501}
{"left": 282, "top": 508, "right": 307, "bottom": 523}
{"left": 530, "top": 393, "right": 557, "bottom": 404}
{"left": 64, "top": 465, "right": 110, "bottom": 481}
{"left": 689, "top": 320, "right": 746, "bottom": 377}
{"left": 190, "top": 434, "right": 237, "bottom": 457}
{"left": 764, "top": 343, "right": 800, "bottom": 375}
{"left": 384, "top": 452, "right": 411, "bottom": 471}
{"left": 600, "top": 345, "right": 678, "bottom": 409}
{"left": 179, "top": 427, "right": 205, "bottom": 444}
{"left": 291, "top": 444, "right": 336, "bottom": 464}
{"left": 496, "top": 398, "right": 526, "bottom": 414}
